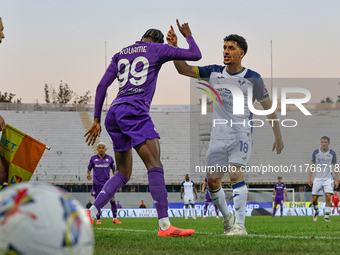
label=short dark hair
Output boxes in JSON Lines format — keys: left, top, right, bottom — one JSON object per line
{"left": 278, "top": 176, "right": 282, "bottom": 179}
{"left": 141, "top": 29, "right": 164, "bottom": 43}
{"left": 223, "top": 34, "right": 248, "bottom": 55}
{"left": 321, "top": 136, "right": 330, "bottom": 142}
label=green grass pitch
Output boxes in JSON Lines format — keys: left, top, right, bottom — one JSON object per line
{"left": 93, "top": 216, "right": 340, "bottom": 255}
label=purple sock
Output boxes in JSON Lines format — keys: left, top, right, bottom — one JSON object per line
{"left": 148, "top": 167, "right": 168, "bottom": 219}
{"left": 110, "top": 200, "right": 117, "bottom": 218}
{"left": 215, "top": 205, "right": 219, "bottom": 216}
{"left": 93, "top": 172, "right": 129, "bottom": 211}
{"left": 280, "top": 206, "right": 283, "bottom": 216}
{"left": 204, "top": 203, "right": 208, "bottom": 216}
{"left": 94, "top": 195, "right": 101, "bottom": 220}
{"left": 273, "top": 206, "right": 277, "bottom": 216}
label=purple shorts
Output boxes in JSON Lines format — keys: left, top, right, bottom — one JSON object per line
{"left": 91, "top": 184, "right": 103, "bottom": 198}
{"left": 205, "top": 191, "right": 212, "bottom": 202}
{"left": 105, "top": 103, "right": 160, "bottom": 152}
{"left": 274, "top": 196, "right": 284, "bottom": 205}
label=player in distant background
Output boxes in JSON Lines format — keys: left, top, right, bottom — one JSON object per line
{"left": 87, "top": 142, "right": 121, "bottom": 224}
{"left": 85, "top": 19, "right": 201, "bottom": 237}
{"left": 308, "top": 136, "right": 339, "bottom": 222}
{"left": 169, "top": 31, "right": 284, "bottom": 235}
{"left": 181, "top": 174, "right": 198, "bottom": 219}
{"left": 272, "top": 176, "right": 288, "bottom": 217}
{"left": 332, "top": 190, "right": 339, "bottom": 214}
{"left": 202, "top": 177, "right": 219, "bottom": 219}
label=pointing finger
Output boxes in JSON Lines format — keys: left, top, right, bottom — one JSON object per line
{"left": 176, "top": 19, "right": 181, "bottom": 29}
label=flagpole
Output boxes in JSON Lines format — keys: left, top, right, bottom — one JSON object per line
{"left": 105, "top": 41, "right": 108, "bottom": 112}
{"left": 271, "top": 40, "right": 273, "bottom": 98}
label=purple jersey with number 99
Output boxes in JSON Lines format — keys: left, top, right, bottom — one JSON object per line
{"left": 94, "top": 36, "right": 201, "bottom": 118}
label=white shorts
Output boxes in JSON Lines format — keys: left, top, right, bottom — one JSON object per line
{"left": 207, "top": 133, "right": 252, "bottom": 168}
{"left": 312, "top": 178, "right": 334, "bottom": 196}
{"left": 184, "top": 196, "right": 195, "bottom": 205}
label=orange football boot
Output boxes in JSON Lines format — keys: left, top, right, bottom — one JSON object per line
{"left": 158, "top": 225, "right": 195, "bottom": 237}
{"left": 113, "top": 218, "right": 121, "bottom": 224}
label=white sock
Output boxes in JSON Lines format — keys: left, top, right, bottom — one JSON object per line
{"left": 185, "top": 208, "right": 188, "bottom": 217}
{"left": 233, "top": 183, "right": 247, "bottom": 229}
{"left": 314, "top": 204, "right": 319, "bottom": 214}
{"left": 89, "top": 205, "right": 98, "bottom": 219}
{"left": 159, "top": 217, "right": 171, "bottom": 230}
{"left": 191, "top": 206, "right": 195, "bottom": 217}
{"left": 209, "top": 186, "right": 230, "bottom": 217}
{"left": 325, "top": 206, "right": 331, "bottom": 219}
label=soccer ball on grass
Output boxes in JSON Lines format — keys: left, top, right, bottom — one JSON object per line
{"left": 0, "top": 183, "right": 94, "bottom": 255}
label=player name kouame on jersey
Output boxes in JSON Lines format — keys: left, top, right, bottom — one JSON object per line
{"left": 195, "top": 66, "right": 269, "bottom": 138}
{"left": 181, "top": 180, "right": 195, "bottom": 197}
{"left": 94, "top": 36, "right": 201, "bottom": 118}
{"left": 311, "top": 148, "right": 337, "bottom": 179}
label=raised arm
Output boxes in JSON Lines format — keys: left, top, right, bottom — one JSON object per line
{"left": 166, "top": 19, "right": 200, "bottom": 77}
{"left": 174, "top": 61, "right": 197, "bottom": 78}
{"left": 166, "top": 19, "right": 197, "bottom": 78}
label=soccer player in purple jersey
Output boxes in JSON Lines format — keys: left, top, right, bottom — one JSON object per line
{"left": 202, "top": 177, "right": 220, "bottom": 219}
{"left": 84, "top": 19, "right": 201, "bottom": 237}
{"left": 272, "top": 176, "right": 288, "bottom": 218}
{"left": 87, "top": 142, "right": 121, "bottom": 224}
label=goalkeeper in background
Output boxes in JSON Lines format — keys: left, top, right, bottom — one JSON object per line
{"left": 87, "top": 142, "right": 120, "bottom": 224}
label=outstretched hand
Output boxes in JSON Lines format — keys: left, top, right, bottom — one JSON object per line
{"left": 166, "top": 25, "right": 178, "bottom": 47}
{"left": 176, "top": 19, "right": 192, "bottom": 38}
{"left": 84, "top": 118, "right": 101, "bottom": 146}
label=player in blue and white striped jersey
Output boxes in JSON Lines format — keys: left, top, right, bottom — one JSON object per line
{"left": 168, "top": 31, "right": 284, "bottom": 235}
{"left": 308, "top": 136, "right": 339, "bottom": 222}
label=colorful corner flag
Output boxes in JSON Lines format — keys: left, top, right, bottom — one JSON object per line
{"left": 0, "top": 124, "right": 46, "bottom": 185}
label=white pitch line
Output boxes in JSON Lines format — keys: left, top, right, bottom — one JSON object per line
{"left": 95, "top": 228, "right": 340, "bottom": 240}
